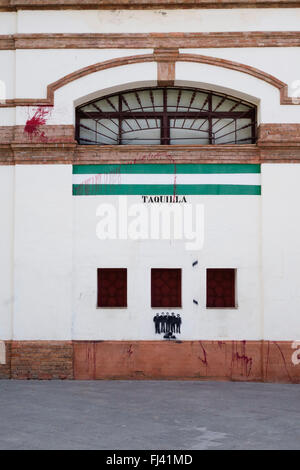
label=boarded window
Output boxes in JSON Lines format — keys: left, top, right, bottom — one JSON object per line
{"left": 206, "top": 268, "right": 235, "bottom": 308}
{"left": 97, "top": 268, "right": 127, "bottom": 307}
{"left": 151, "top": 268, "right": 182, "bottom": 308}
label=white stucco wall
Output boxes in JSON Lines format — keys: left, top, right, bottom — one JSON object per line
{"left": 9, "top": 48, "right": 300, "bottom": 101}
{"left": 0, "top": 12, "right": 16, "bottom": 34}
{"left": 2, "top": 164, "right": 300, "bottom": 341}
{"left": 0, "top": 49, "right": 296, "bottom": 126}
{"left": 0, "top": 8, "right": 300, "bottom": 126}
{"left": 0, "top": 8, "right": 299, "bottom": 342}
{"left": 9, "top": 57, "right": 299, "bottom": 127}
{"left": 181, "top": 48, "right": 300, "bottom": 97}
{"left": 0, "top": 166, "right": 14, "bottom": 340}
{"left": 15, "top": 9, "right": 300, "bottom": 33}
{"left": 0, "top": 51, "right": 15, "bottom": 102}
{"left": 72, "top": 195, "right": 261, "bottom": 341}
{"left": 14, "top": 49, "right": 153, "bottom": 100}
{"left": 0, "top": 165, "right": 262, "bottom": 342}
{"left": 262, "top": 164, "right": 300, "bottom": 341}
{"left": 0, "top": 8, "right": 300, "bottom": 125}
{"left": 12, "top": 165, "right": 73, "bottom": 340}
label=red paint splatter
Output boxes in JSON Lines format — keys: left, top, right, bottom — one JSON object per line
{"left": 24, "top": 107, "right": 51, "bottom": 140}
{"left": 127, "top": 344, "right": 134, "bottom": 357}
{"left": 198, "top": 341, "right": 208, "bottom": 368}
{"left": 131, "top": 152, "right": 173, "bottom": 165}
{"left": 232, "top": 340, "right": 253, "bottom": 377}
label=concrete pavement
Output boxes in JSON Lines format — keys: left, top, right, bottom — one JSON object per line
{"left": 0, "top": 380, "right": 299, "bottom": 450}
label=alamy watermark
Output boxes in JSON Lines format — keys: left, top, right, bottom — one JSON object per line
{"left": 96, "top": 196, "right": 204, "bottom": 251}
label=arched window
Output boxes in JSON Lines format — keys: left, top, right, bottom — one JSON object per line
{"left": 76, "top": 87, "right": 257, "bottom": 145}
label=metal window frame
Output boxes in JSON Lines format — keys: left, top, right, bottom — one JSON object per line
{"left": 76, "top": 86, "right": 257, "bottom": 146}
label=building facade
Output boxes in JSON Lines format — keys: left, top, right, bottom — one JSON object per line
{"left": 0, "top": 1, "right": 300, "bottom": 382}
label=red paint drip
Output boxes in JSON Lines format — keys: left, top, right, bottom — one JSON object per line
{"left": 173, "top": 162, "right": 177, "bottom": 200}
{"left": 198, "top": 341, "right": 208, "bottom": 367}
{"left": 131, "top": 153, "right": 177, "bottom": 201}
{"left": 232, "top": 341, "right": 253, "bottom": 377}
{"left": 24, "top": 107, "right": 51, "bottom": 139}
{"left": 273, "top": 341, "right": 292, "bottom": 382}
{"left": 127, "top": 344, "right": 133, "bottom": 357}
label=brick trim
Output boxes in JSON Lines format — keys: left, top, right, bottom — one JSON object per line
{"left": 0, "top": 53, "right": 154, "bottom": 108}
{"left": 2, "top": 32, "right": 300, "bottom": 51}
{"left": 1, "top": 51, "right": 299, "bottom": 108}
{"left": 1, "top": 123, "right": 300, "bottom": 164}
{"left": 154, "top": 48, "right": 178, "bottom": 86}
{"left": 178, "top": 53, "right": 300, "bottom": 105}
{"left": 258, "top": 123, "right": 300, "bottom": 146}
{"left": 1, "top": 1, "right": 300, "bottom": 11}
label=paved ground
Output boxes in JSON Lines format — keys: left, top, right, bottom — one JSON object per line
{"left": 0, "top": 380, "right": 299, "bottom": 450}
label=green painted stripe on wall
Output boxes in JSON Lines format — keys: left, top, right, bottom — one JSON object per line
{"left": 73, "top": 164, "right": 261, "bottom": 175}
{"left": 73, "top": 184, "right": 261, "bottom": 196}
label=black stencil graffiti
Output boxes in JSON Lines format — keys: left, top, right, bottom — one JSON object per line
{"left": 153, "top": 312, "right": 182, "bottom": 339}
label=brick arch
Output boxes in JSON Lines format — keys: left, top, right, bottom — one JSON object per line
{"left": 177, "top": 54, "right": 297, "bottom": 105}
{"left": 1, "top": 51, "right": 299, "bottom": 107}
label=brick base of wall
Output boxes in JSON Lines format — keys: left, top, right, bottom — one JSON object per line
{"left": 73, "top": 340, "right": 300, "bottom": 383}
{"left": 1, "top": 341, "right": 74, "bottom": 380}
{"left": 0, "top": 340, "right": 299, "bottom": 382}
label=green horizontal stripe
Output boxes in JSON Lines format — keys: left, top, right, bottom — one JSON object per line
{"left": 73, "top": 184, "right": 261, "bottom": 196}
{"left": 73, "top": 164, "right": 260, "bottom": 175}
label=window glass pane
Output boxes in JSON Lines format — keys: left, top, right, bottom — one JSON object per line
{"left": 167, "top": 89, "right": 181, "bottom": 111}
{"left": 121, "top": 92, "right": 141, "bottom": 112}
{"left": 190, "top": 91, "right": 209, "bottom": 111}
{"left": 121, "top": 119, "right": 161, "bottom": 145}
{"left": 212, "top": 119, "right": 236, "bottom": 144}
{"left": 81, "top": 104, "right": 97, "bottom": 112}
{"left": 151, "top": 269, "right": 182, "bottom": 308}
{"left": 172, "top": 89, "right": 194, "bottom": 111}
{"left": 206, "top": 269, "right": 235, "bottom": 308}
{"left": 93, "top": 96, "right": 119, "bottom": 112}
{"left": 170, "top": 118, "right": 209, "bottom": 144}
{"left": 79, "top": 119, "right": 96, "bottom": 144}
{"left": 97, "top": 268, "right": 127, "bottom": 307}
{"left": 236, "top": 118, "right": 252, "bottom": 144}
{"left": 95, "top": 119, "right": 119, "bottom": 145}
{"left": 122, "top": 89, "right": 163, "bottom": 112}
{"left": 167, "top": 90, "right": 209, "bottom": 112}
{"left": 233, "top": 103, "right": 252, "bottom": 112}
